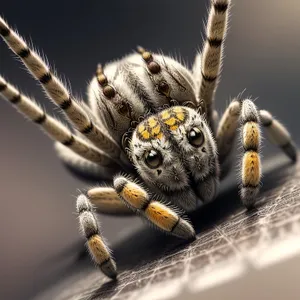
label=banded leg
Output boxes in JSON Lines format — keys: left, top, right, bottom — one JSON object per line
{"left": 193, "top": 0, "right": 230, "bottom": 126}
{"left": 0, "top": 17, "right": 122, "bottom": 162}
{"left": 239, "top": 100, "right": 262, "bottom": 208}
{"left": 113, "top": 176, "right": 195, "bottom": 239}
{"left": 54, "top": 143, "right": 116, "bottom": 181}
{"left": 0, "top": 76, "right": 117, "bottom": 167}
{"left": 217, "top": 99, "right": 262, "bottom": 207}
{"left": 260, "top": 110, "right": 297, "bottom": 162}
{"left": 87, "top": 187, "right": 134, "bottom": 215}
{"left": 77, "top": 194, "right": 117, "bottom": 279}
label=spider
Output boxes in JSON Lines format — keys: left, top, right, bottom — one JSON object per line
{"left": 0, "top": 0, "right": 297, "bottom": 279}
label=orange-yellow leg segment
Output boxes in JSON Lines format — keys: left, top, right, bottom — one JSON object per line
{"left": 240, "top": 100, "right": 261, "bottom": 208}
{"left": 113, "top": 176, "right": 195, "bottom": 239}
{"left": 87, "top": 187, "right": 134, "bottom": 215}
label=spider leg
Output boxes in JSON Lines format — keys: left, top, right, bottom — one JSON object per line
{"left": 0, "top": 76, "right": 118, "bottom": 168}
{"left": 77, "top": 194, "right": 117, "bottom": 279}
{"left": 113, "top": 176, "right": 195, "bottom": 239}
{"left": 54, "top": 143, "right": 116, "bottom": 181}
{"left": 193, "top": 0, "right": 230, "bottom": 127}
{"left": 239, "top": 100, "right": 262, "bottom": 208}
{"left": 87, "top": 187, "right": 134, "bottom": 215}
{"left": 217, "top": 99, "right": 262, "bottom": 208}
{"left": 0, "top": 17, "right": 122, "bottom": 164}
{"left": 216, "top": 99, "right": 241, "bottom": 174}
{"left": 260, "top": 110, "right": 297, "bottom": 162}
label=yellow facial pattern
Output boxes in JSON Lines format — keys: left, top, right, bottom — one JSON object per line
{"left": 160, "top": 106, "right": 187, "bottom": 132}
{"left": 136, "top": 116, "right": 163, "bottom": 141}
{"left": 136, "top": 107, "right": 187, "bottom": 141}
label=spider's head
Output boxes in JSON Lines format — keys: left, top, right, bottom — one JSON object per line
{"left": 130, "top": 106, "right": 218, "bottom": 206}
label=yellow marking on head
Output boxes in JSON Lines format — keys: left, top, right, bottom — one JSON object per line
{"left": 144, "top": 201, "right": 179, "bottom": 232}
{"left": 121, "top": 183, "right": 149, "bottom": 209}
{"left": 156, "top": 132, "right": 163, "bottom": 139}
{"left": 151, "top": 124, "right": 161, "bottom": 135}
{"left": 137, "top": 124, "right": 145, "bottom": 134}
{"left": 242, "top": 151, "right": 261, "bottom": 186}
{"left": 161, "top": 110, "right": 171, "bottom": 119}
{"left": 148, "top": 117, "right": 158, "bottom": 128}
{"left": 176, "top": 112, "right": 185, "bottom": 121}
{"left": 88, "top": 235, "right": 110, "bottom": 264}
{"left": 164, "top": 117, "right": 177, "bottom": 126}
{"left": 173, "top": 106, "right": 184, "bottom": 113}
{"left": 141, "top": 130, "right": 150, "bottom": 139}
{"left": 243, "top": 122, "right": 260, "bottom": 150}
{"left": 169, "top": 125, "right": 178, "bottom": 131}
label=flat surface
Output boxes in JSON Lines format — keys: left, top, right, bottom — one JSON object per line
{"left": 34, "top": 154, "right": 300, "bottom": 300}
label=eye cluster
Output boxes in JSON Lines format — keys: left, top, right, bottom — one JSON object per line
{"left": 142, "top": 126, "right": 205, "bottom": 170}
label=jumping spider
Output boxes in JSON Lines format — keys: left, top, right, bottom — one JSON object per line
{"left": 0, "top": 0, "right": 297, "bottom": 279}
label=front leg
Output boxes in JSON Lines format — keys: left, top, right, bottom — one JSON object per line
{"left": 113, "top": 176, "right": 195, "bottom": 239}
{"left": 76, "top": 194, "right": 117, "bottom": 279}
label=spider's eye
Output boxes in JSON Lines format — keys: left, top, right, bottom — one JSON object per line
{"left": 157, "top": 81, "right": 170, "bottom": 96}
{"left": 144, "top": 149, "right": 163, "bottom": 169}
{"left": 187, "top": 127, "right": 204, "bottom": 147}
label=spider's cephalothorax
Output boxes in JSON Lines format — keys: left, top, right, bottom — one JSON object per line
{"left": 129, "top": 106, "right": 219, "bottom": 212}
{"left": 0, "top": 0, "right": 297, "bottom": 279}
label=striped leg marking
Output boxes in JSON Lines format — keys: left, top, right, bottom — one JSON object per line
{"left": 113, "top": 176, "right": 195, "bottom": 239}
{"left": 0, "top": 76, "right": 116, "bottom": 167}
{"left": 0, "top": 16, "right": 121, "bottom": 161}
{"left": 260, "top": 110, "right": 297, "bottom": 162}
{"left": 76, "top": 194, "right": 117, "bottom": 279}
{"left": 87, "top": 187, "right": 134, "bottom": 215}
{"left": 54, "top": 143, "right": 117, "bottom": 181}
{"left": 240, "top": 100, "right": 261, "bottom": 208}
{"left": 193, "top": 0, "right": 230, "bottom": 125}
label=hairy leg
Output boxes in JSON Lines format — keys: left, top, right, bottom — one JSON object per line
{"left": 193, "top": 0, "right": 230, "bottom": 127}
{"left": 217, "top": 99, "right": 262, "bottom": 207}
{"left": 87, "top": 187, "right": 134, "bottom": 215}
{"left": 76, "top": 194, "right": 117, "bottom": 279}
{"left": 0, "top": 76, "right": 117, "bottom": 167}
{"left": 218, "top": 98, "right": 298, "bottom": 208}
{"left": 260, "top": 110, "right": 297, "bottom": 162}
{"left": 113, "top": 176, "right": 195, "bottom": 239}
{"left": 0, "top": 16, "right": 122, "bottom": 163}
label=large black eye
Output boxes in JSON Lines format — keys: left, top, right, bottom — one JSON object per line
{"left": 144, "top": 149, "right": 163, "bottom": 169}
{"left": 187, "top": 127, "right": 205, "bottom": 147}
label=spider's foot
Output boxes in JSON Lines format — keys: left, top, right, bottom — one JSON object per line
{"left": 100, "top": 258, "right": 118, "bottom": 280}
{"left": 172, "top": 218, "right": 196, "bottom": 240}
{"left": 240, "top": 186, "right": 259, "bottom": 209}
{"left": 282, "top": 141, "right": 298, "bottom": 163}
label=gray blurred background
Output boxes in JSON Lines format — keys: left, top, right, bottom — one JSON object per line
{"left": 0, "top": 0, "right": 300, "bottom": 299}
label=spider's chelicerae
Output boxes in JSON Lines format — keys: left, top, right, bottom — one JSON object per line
{"left": 0, "top": 0, "right": 297, "bottom": 279}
